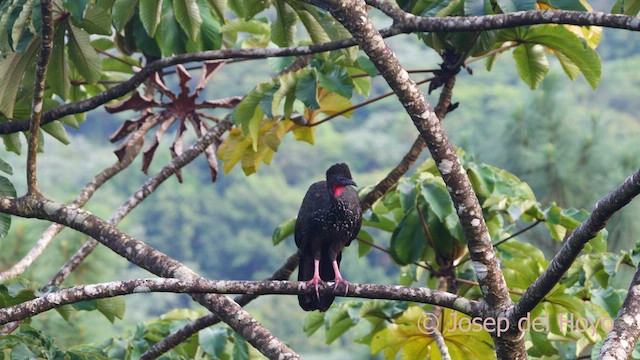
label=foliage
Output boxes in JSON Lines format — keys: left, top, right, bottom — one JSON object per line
{"left": 0, "top": 0, "right": 639, "bottom": 359}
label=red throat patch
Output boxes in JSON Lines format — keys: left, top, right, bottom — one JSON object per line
{"left": 332, "top": 185, "right": 346, "bottom": 197}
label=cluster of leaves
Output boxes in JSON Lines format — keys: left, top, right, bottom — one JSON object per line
{"left": 219, "top": 54, "right": 376, "bottom": 175}
{"left": 272, "top": 152, "right": 631, "bottom": 358}
{"left": 0, "top": 308, "right": 254, "bottom": 359}
{"left": 401, "top": 0, "right": 602, "bottom": 89}
{"left": 0, "top": 278, "right": 125, "bottom": 324}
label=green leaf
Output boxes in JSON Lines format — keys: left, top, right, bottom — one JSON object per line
{"left": 112, "top": 0, "right": 139, "bottom": 31}
{"left": 227, "top": 0, "right": 266, "bottom": 19}
{"left": 464, "top": 0, "right": 491, "bottom": 15}
{"left": 303, "top": 311, "right": 325, "bottom": 336}
{"left": 232, "top": 332, "right": 249, "bottom": 360}
{"left": 96, "top": 296, "right": 126, "bottom": 323}
{"left": 357, "top": 229, "right": 374, "bottom": 257}
{"left": 0, "top": 158, "right": 12, "bottom": 175}
{"left": 196, "top": 0, "right": 222, "bottom": 50}
{"left": 199, "top": 327, "right": 228, "bottom": 357}
{"left": 10, "top": 343, "right": 35, "bottom": 360}
{"left": 220, "top": 18, "right": 270, "bottom": 35}
{"left": 80, "top": 4, "right": 111, "bottom": 35}
{"left": 318, "top": 66, "right": 353, "bottom": 99}
{"left": 156, "top": 1, "right": 187, "bottom": 55}
{"left": 293, "top": 5, "right": 330, "bottom": 44}
{"left": 551, "top": 0, "right": 588, "bottom": 11}
{"left": 389, "top": 207, "right": 426, "bottom": 265}
{"left": 46, "top": 26, "right": 70, "bottom": 98}
{"left": 63, "top": 0, "right": 89, "bottom": 21}
{"left": 9, "top": 0, "right": 36, "bottom": 51}
{"left": 420, "top": 180, "right": 454, "bottom": 223}
{"left": 271, "top": 0, "right": 297, "bottom": 47}
{"left": 173, "top": 0, "right": 202, "bottom": 41}
{"left": 140, "top": 0, "right": 163, "bottom": 36}
{"left": 42, "top": 121, "right": 70, "bottom": 144}
{"left": 496, "top": 0, "right": 536, "bottom": 12}
{"left": 295, "top": 72, "right": 320, "bottom": 110}
{"left": 67, "top": 24, "right": 102, "bottom": 84}
{"left": 272, "top": 217, "right": 295, "bottom": 245}
{"left": 513, "top": 43, "right": 549, "bottom": 89}
{"left": 0, "top": 176, "right": 15, "bottom": 237}
{"left": 0, "top": 38, "right": 40, "bottom": 117}
{"left": 2, "top": 133, "right": 22, "bottom": 154}
{"left": 326, "top": 308, "right": 356, "bottom": 344}
{"left": 523, "top": 25, "right": 601, "bottom": 88}
{"left": 611, "top": 0, "right": 640, "bottom": 14}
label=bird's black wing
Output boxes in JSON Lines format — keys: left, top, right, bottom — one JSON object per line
{"left": 295, "top": 181, "right": 335, "bottom": 311}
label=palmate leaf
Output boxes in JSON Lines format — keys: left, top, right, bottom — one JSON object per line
{"left": 522, "top": 25, "right": 601, "bottom": 88}
{"left": 217, "top": 119, "right": 296, "bottom": 175}
{"left": 372, "top": 307, "right": 494, "bottom": 359}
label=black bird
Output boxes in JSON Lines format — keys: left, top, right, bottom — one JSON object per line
{"left": 295, "top": 163, "right": 362, "bottom": 311}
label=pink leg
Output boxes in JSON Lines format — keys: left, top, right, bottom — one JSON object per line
{"left": 332, "top": 261, "right": 349, "bottom": 295}
{"left": 307, "top": 259, "right": 324, "bottom": 299}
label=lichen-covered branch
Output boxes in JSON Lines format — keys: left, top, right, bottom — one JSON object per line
{"left": 361, "top": 72, "right": 456, "bottom": 211}
{"left": 0, "top": 116, "right": 155, "bottom": 282}
{"left": 4, "top": 10, "right": 640, "bottom": 136}
{"left": 599, "top": 266, "right": 640, "bottom": 359}
{"left": 141, "top": 251, "right": 301, "bottom": 360}
{"left": 0, "top": 278, "right": 481, "bottom": 324}
{"left": 310, "top": 0, "right": 521, "bottom": 357}
{"left": 47, "top": 117, "right": 232, "bottom": 287}
{"left": 510, "top": 168, "right": 640, "bottom": 320}
{"left": 0, "top": 196, "right": 298, "bottom": 359}
{"left": 25, "top": 0, "right": 54, "bottom": 195}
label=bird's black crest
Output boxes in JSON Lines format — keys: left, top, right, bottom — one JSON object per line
{"left": 326, "top": 163, "right": 352, "bottom": 181}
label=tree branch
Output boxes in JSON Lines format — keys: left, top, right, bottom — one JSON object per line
{"left": 25, "top": 0, "right": 54, "bottom": 195}
{"left": 361, "top": 70, "right": 456, "bottom": 211}
{"left": 0, "top": 278, "right": 481, "bottom": 324}
{"left": 141, "top": 251, "right": 301, "bottom": 360}
{"left": 0, "top": 115, "right": 155, "bottom": 282}
{"left": 0, "top": 196, "right": 298, "bottom": 359}
{"left": 599, "top": 265, "right": 640, "bottom": 359}
{"left": 509, "top": 168, "right": 640, "bottom": 320}
{"left": 3, "top": 10, "right": 640, "bottom": 136}
{"left": 47, "top": 116, "right": 232, "bottom": 287}
{"left": 311, "top": 0, "right": 522, "bottom": 357}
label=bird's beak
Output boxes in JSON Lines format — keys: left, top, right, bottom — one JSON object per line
{"left": 344, "top": 179, "right": 357, "bottom": 187}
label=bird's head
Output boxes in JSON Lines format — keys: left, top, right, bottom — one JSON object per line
{"left": 326, "top": 163, "right": 357, "bottom": 198}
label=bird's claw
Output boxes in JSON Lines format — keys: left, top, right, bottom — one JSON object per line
{"left": 333, "top": 277, "right": 349, "bottom": 296}
{"left": 307, "top": 277, "right": 325, "bottom": 300}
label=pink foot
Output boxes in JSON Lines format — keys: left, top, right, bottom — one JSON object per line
{"left": 333, "top": 275, "right": 349, "bottom": 295}
{"left": 307, "top": 275, "right": 325, "bottom": 299}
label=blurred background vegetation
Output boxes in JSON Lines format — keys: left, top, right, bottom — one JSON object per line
{"left": 2, "top": 2, "right": 640, "bottom": 356}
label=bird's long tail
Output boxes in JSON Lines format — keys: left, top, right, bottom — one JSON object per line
{"left": 298, "top": 248, "right": 341, "bottom": 312}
